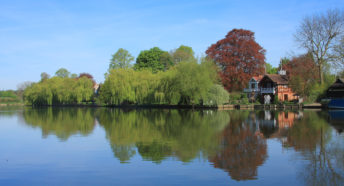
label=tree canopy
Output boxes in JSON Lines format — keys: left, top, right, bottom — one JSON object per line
{"left": 134, "top": 47, "right": 172, "bottom": 72}
{"left": 109, "top": 48, "right": 134, "bottom": 71}
{"left": 171, "top": 45, "right": 196, "bottom": 64}
{"left": 55, "top": 68, "right": 70, "bottom": 78}
{"left": 295, "top": 9, "right": 344, "bottom": 84}
{"left": 206, "top": 29, "right": 266, "bottom": 92}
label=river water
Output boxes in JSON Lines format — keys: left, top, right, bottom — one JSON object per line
{"left": 0, "top": 107, "right": 343, "bottom": 185}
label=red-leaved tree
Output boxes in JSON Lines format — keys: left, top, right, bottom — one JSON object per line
{"left": 282, "top": 53, "right": 319, "bottom": 97}
{"left": 206, "top": 29, "right": 265, "bottom": 91}
{"left": 78, "top": 73, "right": 96, "bottom": 85}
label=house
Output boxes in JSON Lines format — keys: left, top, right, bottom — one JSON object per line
{"left": 259, "top": 71, "right": 298, "bottom": 102}
{"left": 326, "top": 78, "right": 344, "bottom": 109}
{"left": 244, "top": 69, "right": 299, "bottom": 102}
{"left": 244, "top": 75, "right": 263, "bottom": 99}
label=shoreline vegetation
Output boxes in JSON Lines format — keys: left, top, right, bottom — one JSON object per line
{"left": 4, "top": 9, "right": 344, "bottom": 108}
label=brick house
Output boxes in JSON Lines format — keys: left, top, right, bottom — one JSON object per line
{"left": 244, "top": 70, "right": 299, "bottom": 103}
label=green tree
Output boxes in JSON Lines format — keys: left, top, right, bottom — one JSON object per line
{"left": 159, "top": 51, "right": 174, "bottom": 70}
{"left": 265, "top": 63, "right": 278, "bottom": 74}
{"left": 55, "top": 68, "right": 70, "bottom": 78}
{"left": 171, "top": 58, "right": 217, "bottom": 106}
{"left": 134, "top": 47, "right": 166, "bottom": 73}
{"left": 171, "top": 45, "right": 196, "bottom": 64}
{"left": 71, "top": 73, "right": 78, "bottom": 78}
{"left": 40, "top": 72, "right": 50, "bottom": 82}
{"left": 109, "top": 48, "right": 134, "bottom": 71}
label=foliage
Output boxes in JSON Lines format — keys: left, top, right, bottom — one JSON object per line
{"left": 100, "top": 58, "right": 218, "bottom": 106}
{"left": 206, "top": 29, "right": 266, "bottom": 91}
{"left": 294, "top": 9, "right": 344, "bottom": 84}
{"left": 24, "top": 76, "right": 94, "bottom": 105}
{"left": 78, "top": 73, "right": 96, "bottom": 85}
{"left": 40, "top": 72, "right": 50, "bottom": 82}
{"left": 135, "top": 47, "right": 170, "bottom": 72}
{"left": 55, "top": 68, "right": 70, "bottom": 78}
{"left": 0, "top": 90, "right": 22, "bottom": 104}
{"left": 203, "top": 84, "right": 229, "bottom": 106}
{"left": 168, "top": 59, "right": 217, "bottom": 105}
{"left": 171, "top": 45, "right": 196, "bottom": 64}
{"left": 283, "top": 53, "right": 319, "bottom": 98}
{"left": 99, "top": 68, "right": 160, "bottom": 105}
{"left": 109, "top": 48, "right": 134, "bottom": 71}
{"left": 265, "top": 63, "right": 278, "bottom": 74}
{"left": 0, "top": 90, "right": 17, "bottom": 98}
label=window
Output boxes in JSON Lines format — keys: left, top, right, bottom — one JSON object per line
{"left": 251, "top": 83, "right": 255, "bottom": 89}
{"left": 284, "top": 94, "right": 288, "bottom": 101}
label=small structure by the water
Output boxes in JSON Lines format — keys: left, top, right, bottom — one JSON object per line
{"left": 327, "top": 78, "right": 344, "bottom": 98}
{"left": 326, "top": 78, "right": 344, "bottom": 109}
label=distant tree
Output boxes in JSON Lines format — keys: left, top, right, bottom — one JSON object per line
{"left": 78, "top": 73, "right": 94, "bottom": 80}
{"left": 71, "top": 73, "right": 78, "bottom": 78}
{"left": 78, "top": 73, "right": 95, "bottom": 85}
{"left": 206, "top": 29, "right": 266, "bottom": 91}
{"left": 40, "top": 72, "right": 50, "bottom": 82}
{"left": 135, "top": 47, "right": 167, "bottom": 73}
{"left": 333, "top": 36, "right": 344, "bottom": 69}
{"left": 17, "top": 81, "right": 33, "bottom": 92}
{"left": 109, "top": 48, "right": 134, "bottom": 71}
{"left": 294, "top": 9, "right": 344, "bottom": 84}
{"left": 282, "top": 53, "right": 319, "bottom": 97}
{"left": 265, "top": 63, "right": 278, "bottom": 74}
{"left": 159, "top": 51, "right": 174, "bottom": 71}
{"left": 171, "top": 45, "right": 196, "bottom": 64}
{"left": 55, "top": 68, "right": 70, "bottom": 78}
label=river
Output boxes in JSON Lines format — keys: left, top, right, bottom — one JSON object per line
{"left": 0, "top": 107, "right": 343, "bottom": 185}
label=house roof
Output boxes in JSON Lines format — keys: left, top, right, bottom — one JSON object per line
{"left": 252, "top": 75, "right": 263, "bottom": 82}
{"left": 328, "top": 78, "right": 344, "bottom": 89}
{"left": 263, "top": 74, "right": 289, "bottom": 84}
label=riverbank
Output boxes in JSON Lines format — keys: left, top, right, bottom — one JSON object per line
{"left": 21, "top": 103, "right": 327, "bottom": 110}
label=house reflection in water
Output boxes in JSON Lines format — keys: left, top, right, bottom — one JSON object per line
{"left": 251, "top": 110, "right": 303, "bottom": 140}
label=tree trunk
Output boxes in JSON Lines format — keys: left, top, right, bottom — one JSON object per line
{"left": 319, "top": 64, "right": 323, "bottom": 85}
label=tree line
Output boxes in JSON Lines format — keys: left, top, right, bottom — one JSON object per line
{"left": 23, "top": 9, "right": 344, "bottom": 105}
{"left": 24, "top": 45, "right": 229, "bottom": 106}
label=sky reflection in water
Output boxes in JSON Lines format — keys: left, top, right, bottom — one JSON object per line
{"left": 0, "top": 107, "right": 343, "bottom": 185}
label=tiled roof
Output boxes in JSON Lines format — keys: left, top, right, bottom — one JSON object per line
{"left": 264, "top": 74, "right": 289, "bottom": 84}
{"left": 252, "top": 75, "right": 263, "bottom": 82}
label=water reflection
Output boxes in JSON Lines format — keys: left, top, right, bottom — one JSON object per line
{"left": 209, "top": 111, "right": 267, "bottom": 180}
{"left": 22, "top": 108, "right": 96, "bottom": 140}
{"left": 96, "top": 109, "right": 229, "bottom": 163}
{"left": 18, "top": 108, "right": 344, "bottom": 183}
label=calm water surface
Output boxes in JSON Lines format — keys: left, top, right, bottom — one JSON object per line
{"left": 0, "top": 107, "right": 343, "bottom": 185}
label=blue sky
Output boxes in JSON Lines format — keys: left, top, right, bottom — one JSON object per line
{"left": 1, "top": 0, "right": 343, "bottom": 90}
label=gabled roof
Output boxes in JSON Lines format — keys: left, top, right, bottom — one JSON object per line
{"left": 328, "top": 78, "right": 344, "bottom": 89}
{"left": 262, "top": 74, "right": 289, "bottom": 85}
{"left": 252, "top": 75, "right": 263, "bottom": 82}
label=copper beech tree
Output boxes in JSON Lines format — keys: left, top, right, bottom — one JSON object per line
{"left": 206, "top": 29, "right": 265, "bottom": 92}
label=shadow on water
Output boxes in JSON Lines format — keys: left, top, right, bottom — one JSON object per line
{"left": 18, "top": 107, "right": 344, "bottom": 183}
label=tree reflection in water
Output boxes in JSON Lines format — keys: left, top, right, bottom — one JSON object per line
{"left": 209, "top": 111, "right": 267, "bottom": 180}
{"left": 19, "top": 108, "right": 344, "bottom": 184}
{"left": 22, "top": 107, "right": 96, "bottom": 140}
{"left": 96, "top": 109, "right": 230, "bottom": 163}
